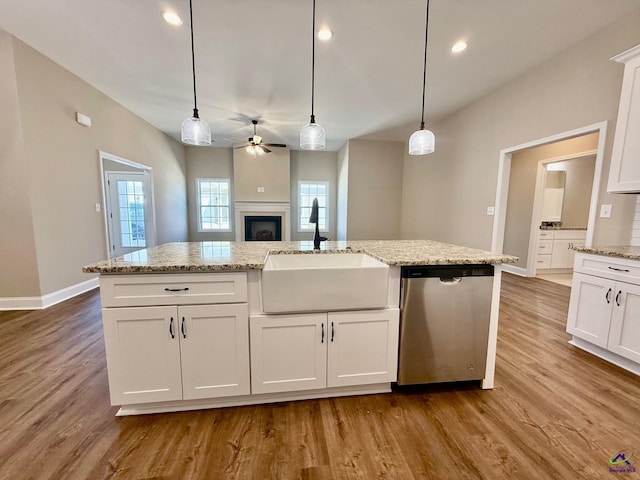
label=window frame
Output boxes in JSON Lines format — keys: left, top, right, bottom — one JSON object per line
{"left": 298, "top": 180, "right": 329, "bottom": 233}
{"left": 196, "top": 178, "right": 232, "bottom": 233}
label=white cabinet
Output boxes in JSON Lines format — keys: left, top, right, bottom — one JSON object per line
{"left": 250, "top": 309, "right": 399, "bottom": 395}
{"left": 608, "top": 283, "right": 640, "bottom": 363}
{"left": 567, "top": 253, "right": 640, "bottom": 365}
{"left": 103, "top": 303, "right": 250, "bottom": 405}
{"left": 608, "top": 44, "right": 640, "bottom": 193}
{"left": 536, "top": 230, "right": 586, "bottom": 270}
{"left": 566, "top": 273, "right": 616, "bottom": 348}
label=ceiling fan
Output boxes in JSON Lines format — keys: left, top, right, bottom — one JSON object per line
{"left": 234, "top": 120, "right": 287, "bottom": 155}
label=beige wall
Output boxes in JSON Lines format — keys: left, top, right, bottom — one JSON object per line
{"left": 185, "top": 147, "right": 235, "bottom": 241}
{"left": 556, "top": 156, "right": 597, "bottom": 227}
{"left": 233, "top": 148, "right": 290, "bottom": 202}
{"left": 400, "top": 12, "right": 640, "bottom": 251}
{"left": 504, "top": 134, "right": 599, "bottom": 267}
{"left": 1, "top": 34, "right": 187, "bottom": 298}
{"left": 336, "top": 142, "right": 349, "bottom": 241}
{"left": 290, "top": 150, "right": 338, "bottom": 241}
{"left": 345, "top": 139, "right": 404, "bottom": 240}
{"left": 0, "top": 32, "right": 41, "bottom": 297}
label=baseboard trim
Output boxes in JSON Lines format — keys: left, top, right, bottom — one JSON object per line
{"left": 502, "top": 265, "right": 527, "bottom": 276}
{"left": 569, "top": 337, "right": 640, "bottom": 376}
{"left": 0, "top": 277, "right": 99, "bottom": 311}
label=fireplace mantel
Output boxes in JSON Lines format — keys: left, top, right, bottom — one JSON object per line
{"left": 234, "top": 201, "right": 291, "bottom": 242}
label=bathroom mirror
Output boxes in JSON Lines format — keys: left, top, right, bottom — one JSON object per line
{"left": 541, "top": 170, "right": 566, "bottom": 222}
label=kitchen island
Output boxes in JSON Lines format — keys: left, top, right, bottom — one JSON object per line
{"left": 84, "top": 240, "right": 517, "bottom": 416}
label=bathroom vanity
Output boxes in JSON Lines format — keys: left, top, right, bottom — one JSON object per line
{"left": 84, "top": 240, "right": 516, "bottom": 416}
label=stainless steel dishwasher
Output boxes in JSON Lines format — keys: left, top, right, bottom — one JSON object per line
{"left": 397, "top": 264, "right": 494, "bottom": 385}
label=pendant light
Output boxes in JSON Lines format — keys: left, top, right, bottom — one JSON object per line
{"left": 300, "top": 0, "right": 326, "bottom": 150}
{"left": 408, "top": 0, "right": 435, "bottom": 155}
{"left": 181, "top": 0, "right": 211, "bottom": 146}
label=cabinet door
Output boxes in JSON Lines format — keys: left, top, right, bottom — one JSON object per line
{"left": 608, "top": 51, "right": 640, "bottom": 193}
{"left": 566, "top": 273, "right": 615, "bottom": 348}
{"left": 607, "top": 283, "right": 640, "bottom": 363}
{"left": 550, "top": 239, "right": 571, "bottom": 268}
{"left": 102, "top": 306, "right": 182, "bottom": 405}
{"left": 179, "top": 304, "right": 250, "bottom": 400}
{"left": 327, "top": 309, "right": 399, "bottom": 388}
{"left": 250, "top": 314, "right": 327, "bottom": 394}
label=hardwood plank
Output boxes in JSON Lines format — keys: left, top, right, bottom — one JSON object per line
{"left": 1, "top": 274, "right": 639, "bottom": 479}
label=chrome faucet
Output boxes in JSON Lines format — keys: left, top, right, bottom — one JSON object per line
{"left": 309, "top": 197, "right": 328, "bottom": 250}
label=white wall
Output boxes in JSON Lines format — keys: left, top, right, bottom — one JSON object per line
{"left": 400, "top": 12, "right": 640, "bottom": 251}
{"left": 337, "top": 142, "right": 349, "bottom": 241}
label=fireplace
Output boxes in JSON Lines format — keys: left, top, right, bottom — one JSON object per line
{"left": 234, "top": 201, "right": 291, "bottom": 242}
{"left": 244, "top": 216, "right": 282, "bottom": 241}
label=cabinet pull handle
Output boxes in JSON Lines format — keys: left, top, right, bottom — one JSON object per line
{"left": 331, "top": 322, "right": 334, "bottom": 342}
{"left": 164, "top": 287, "right": 190, "bottom": 292}
{"left": 615, "top": 290, "right": 622, "bottom": 307}
{"left": 321, "top": 323, "right": 325, "bottom": 344}
{"left": 181, "top": 317, "right": 186, "bottom": 338}
{"left": 169, "top": 317, "right": 175, "bottom": 339}
{"left": 608, "top": 266, "right": 630, "bottom": 273}
{"left": 606, "top": 288, "right": 612, "bottom": 304}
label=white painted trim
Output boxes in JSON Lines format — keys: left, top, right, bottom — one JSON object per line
{"left": 502, "top": 264, "right": 527, "bottom": 276}
{"left": 195, "top": 177, "right": 233, "bottom": 233}
{"left": 115, "top": 383, "right": 391, "bottom": 416}
{"left": 482, "top": 265, "right": 502, "bottom": 390}
{"left": 611, "top": 44, "right": 640, "bottom": 64}
{"left": 491, "top": 122, "right": 607, "bottom": 268}
{"left": 569, "top": 337, "right": 640, "bottom": 377}
{"left": 0, "top": 277, "right": 99, "bottom": 311}
{"left": 234, "top": 201, "right": 291, "bottom": 242}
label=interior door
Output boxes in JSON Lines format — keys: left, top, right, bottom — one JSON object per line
{"left": 105, "top": 171, "right": 155, "bottom": 257}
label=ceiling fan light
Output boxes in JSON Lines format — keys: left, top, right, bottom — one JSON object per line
{"left": 300, "top": 121, "right": 326, "bottom": 150}
{"left": 181, "top": 115, "right": 211, "bottom": 146}
{"left": 408, "top": 127, "right": 435, "bottom": 155}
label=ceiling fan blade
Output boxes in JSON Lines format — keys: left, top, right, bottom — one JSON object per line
{"left": 233, "top": 144, "right": 250, "bottom": 149}
{"left": 263, "top": 143, "right": 287, "bottom": 148}
{"left": 261, "top": 146, "right": 272, "bottom": 153}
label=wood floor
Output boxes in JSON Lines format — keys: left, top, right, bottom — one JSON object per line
{"left": 1, "top": 274, "right": 639, "bottom": 479}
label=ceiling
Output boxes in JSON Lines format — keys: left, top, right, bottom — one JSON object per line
{"left": 2, "top": 0, "right": 640, "bottom": 151}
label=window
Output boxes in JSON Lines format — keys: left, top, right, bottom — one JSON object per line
{"left": 298, "top": 181, "right": 329, "bottom": 232}
{"left": 197, "top": 179, "right": 231, "bottom": 232}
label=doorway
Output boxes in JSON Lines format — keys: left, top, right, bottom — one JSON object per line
{"left": 100, "top": 152, "right": 156, "bottom": 258}
{"left": 491, "top": 122, "right": 607, "bottom": 279}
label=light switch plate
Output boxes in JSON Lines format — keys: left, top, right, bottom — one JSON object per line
{"left": 600, "top": 204, "right": 612, "bottom": 218}
{"left": 95, "top": 203, "right": 101, "bottom": 212}
{"left": 257, "top": 187, "right": 265, "bottom": 193}
{"left": 486, "top": 206, "right": 495, "bottom": 216}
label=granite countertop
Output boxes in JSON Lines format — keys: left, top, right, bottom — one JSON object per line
{"left": 572, "top": 245, "right": 640, "bottom": 261}
{"left": 82, "top": 240, "right": 518, "bottom": 274}
{"left": 539, "top": 226, "right": 588, "bottom": 231}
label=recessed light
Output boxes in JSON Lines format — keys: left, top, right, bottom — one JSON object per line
{"left": 163, "top": 10, "right": 183, "bottom": 26}
{"left": 451, "top": 40, "right": 467, "bottom": 53}
{"left": 317, "top": 27, "right": 333, "bottom": 41}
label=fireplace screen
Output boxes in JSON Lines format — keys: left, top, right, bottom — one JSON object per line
{"left": 244, "top": 216, "right": 282, "bottom": 241}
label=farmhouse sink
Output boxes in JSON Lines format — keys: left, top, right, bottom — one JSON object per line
{"left": 261, "top": 253, "right": 390, "bottom": 313}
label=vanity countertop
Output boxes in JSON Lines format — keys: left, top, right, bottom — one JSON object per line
{"left": 539, "top": 226, "right": 588, "bottom": 231}
{"left": 83, "top": 240, "right": 518, "bottom": 274}
{"left": 572, "top": 245, "right": 640, "bottom": 261}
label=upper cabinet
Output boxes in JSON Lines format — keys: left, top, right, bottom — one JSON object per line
{"left": 608, "top": 44, "right": 640, "bottom": 193}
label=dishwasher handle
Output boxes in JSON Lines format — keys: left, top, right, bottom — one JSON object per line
{"left": 439, "top": 277, "right": 462, "bottom": 284}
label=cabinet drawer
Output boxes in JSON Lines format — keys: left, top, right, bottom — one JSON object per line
{"left": 537, "top": 240, "right": 553, "bottom": 254}
{"left": 100, "top": 272, "right": 248, "bottom": 307}
{"left": 554, "top": 230, "right": 587, "bottom": 240}
{"left": 538, "top": 230, "right": 554, "bottom": 240}
{"left": 535, "top": 255, "right": 551, "bottom": 269}
{"left": 574, "top": 253, "right": 640, "bottom": 285}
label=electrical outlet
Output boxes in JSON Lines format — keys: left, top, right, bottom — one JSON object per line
{"left": 600, "top": 204, "right": 612, "bottom": 218}
{"left": 486, "top": 206, "right": 495, "bottom": 216}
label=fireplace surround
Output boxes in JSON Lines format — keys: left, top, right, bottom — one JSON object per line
{"left": 234, "top": 201, "right": 290, "bottom": 242}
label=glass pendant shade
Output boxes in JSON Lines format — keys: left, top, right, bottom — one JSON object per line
{"left": 181, "top": 115, "right": 211, "bottom": 146}
{"left": 408, "top": 127, "right": 435, "bottom": 155}
{"left": 300, "top": 120, "right": 326, "bottom": 150}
